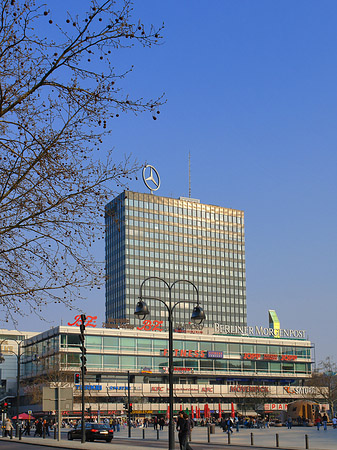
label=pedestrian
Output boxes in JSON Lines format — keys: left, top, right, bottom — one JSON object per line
{"left": 287, "top": 416, "right": 293, "bottom": 429}
{"left": 43, "top": 419, "right": 50, "bottom": 436}
{"left": 159, "top": 417, "right": 165, "bottom": 431}
{"left": 188, "top": 415, "right": 194, "bottom": 442}
{"left": 154, "top": 416, "right": 158, "bottom": 430}
{"left": 177, "top": 411, "right": 193, "bottom": 450}
{"left": 227, "top": 417, "right": 233, "bottom": 434}
{"left": 234, "top": 415, "right": 239, "bottom": 432}
{"left": 315, "top": 416, "right": 321, "bottom": 431}
{"left": 36, "top": 419, "right": 43, "bottom": 437}
{"left": 24, "top": 420, "right": 31, "bottom": 436}
{"left": 5, "top": 418, "right": 13, "bottom": 437}
{"left": 322, "top": 414, "right": 328, "bottom": 431}
{"left": 332, "top": 417, "right": 337, "bottom": 429}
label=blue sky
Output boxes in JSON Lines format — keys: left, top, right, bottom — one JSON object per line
{"left": 12, "top": 1, "right": 337, "bottom": 363}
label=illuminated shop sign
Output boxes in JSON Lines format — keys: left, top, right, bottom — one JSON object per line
{"left": 174, "top": 322, "right": 204, "bottom": 334}
{"left": 214, "top": 323, "right": 306, "bottom": 339}
{"left": 68, "top": 315, "right": 97, "bottom": 327}
{"left": 137, "top": 320, "right": 163, "bottom": 332}
{"left": 242, "top": 353, "right": 298, "bottom": 361}
{"left": 265, "top": 404, "right": 288, "bottom": 411}
{"left": 200, "top": 387, "right": 214, "bottom": 393}
{"left": 207, "top": 351, "right": 223, "bottom": 359}
{"left": 75, "top": 385, "right": 102, "bottom": 391}
{"left": 161, "top": 349, "right": 223, "bottom": 359}
{"left": 109, "top": 386, "right": 129, "bottom": 391}
{"left": 161, "top": 349, "right": 207, "bottom": 358}
{"left": 150, "top": 385, "right": 213, "bottom": 393}
{"left": 230, "top": 385, "right": 269, "bottom": 393}
{"left": 161, "top": 367, "right": 194, "bottom": 374}
{"left": 283, "top": 386, "right": 317, "bottom": 395}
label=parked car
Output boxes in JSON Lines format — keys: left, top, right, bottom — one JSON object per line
{"left": 269, "top": 419, "right": 283, "bottom": 427}
{"left": 68, "top": 422, "right": 114, "bottom": 442}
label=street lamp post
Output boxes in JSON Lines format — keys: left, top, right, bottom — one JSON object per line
{"left": 15, "top": 343, "right": 21, "bottom": 437}
{"left": 0, "top": 339, "right": 24, "bottom": 437}
{"left": 134, "top": 277, "right": 205, "bottom": 450}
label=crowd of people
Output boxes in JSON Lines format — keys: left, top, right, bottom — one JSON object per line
{"left": 2, "top": 411, "right": 337, "bottom": 444}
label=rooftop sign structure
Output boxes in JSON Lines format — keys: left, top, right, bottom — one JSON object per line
{"left": 214, "top": 323, "right": 306, "bottom": 339}
{"left": 142, "top": 164, "right": 160, "bottom": 194}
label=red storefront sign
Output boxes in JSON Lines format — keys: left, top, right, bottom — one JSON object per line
{"left": 162, "top": 349, "right": 206, "bottom": 358}
{"left": 265, "top": 403, "right": 288, "bottom": 411}
{"left": 243, "top": 353, "right": 297, "bottom": 361}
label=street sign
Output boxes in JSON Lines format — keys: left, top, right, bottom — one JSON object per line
{"left": 42, "top": 387, "right": 73, "bottom": 411}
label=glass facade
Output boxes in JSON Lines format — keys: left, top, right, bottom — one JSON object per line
{"left": 105, "top": 191, "right": 246, "bottom": 328}
{"left": 22, "top": 327, "right": 312, "bottom": 381}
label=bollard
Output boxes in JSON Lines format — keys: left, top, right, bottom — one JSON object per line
{"left": 228, "top": 431, "right": 231, "bottom": 445}
{"left": 207, "top": 425, "right": 210, "bottom": 443}
{"left": 305, "top": 434, "right": 309, "bottom": 449}
{"left": 143, "top": 428, "right": 145, "bottom": 439}
{"left": 43, "top": 427, "right": 46, "bottom": 439}
{"left": 54, "top": 426, "right": 57, "bottom": 440}
{"left": 157, "top": 429, "right": 159, "bottom": 440}
{"left": 276, "top": 433, "right": 279, "bottom": 448}
{"left": 10, "top": 429, "right": 13, "bottom": 439}
{"left": 19, "top": 427, "right": 22, "bottom": 440}
{"left": 250, "top": 432, "right": 254, "bottom": 445}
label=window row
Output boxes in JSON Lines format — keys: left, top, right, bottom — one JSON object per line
{"left": 60, "top": 335, "right": 311, "bottom": 358}
{"left": 126, "top": 199, "right": 242, "bottom": 222}
{"left": 58, "top": 353, "right": 310, "bottom": 375}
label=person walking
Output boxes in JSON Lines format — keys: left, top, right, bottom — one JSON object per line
{"left": 177, "top": 411, "right": 193, "bottom": 450}
{"left": 35, "top": 419, "right": 43, "bottom": 437}
{"left": 322, "top": 414, "right": 328, "bottom": 431}
{"left": 159, "top": 417, "right": 165, "bottom": 431}
{"left": 4, "top": 418, "right": 13, "bottom": 437}
{"left": 315, "top": 416, "right": 321, "bottom": 431}
{"left": 332, "top": 417, "right": 337, "bottom": 429}
{"left": 24, "top": 421, "right": 31, "bottom": 436}
{"left": 227, "top": 417, "right": 233, "bottom": 434}
{"left": 43, "top": 419, "right": 50, "bottom": 436}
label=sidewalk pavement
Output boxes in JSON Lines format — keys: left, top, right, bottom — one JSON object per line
{"left": 1, "top": 425, "right": 337, "bottom": 450}
{"left": 0, "top": 436, "right": 167, "bottom": 450}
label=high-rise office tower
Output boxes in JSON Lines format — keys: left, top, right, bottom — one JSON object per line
{"left": 105, "top": 191, "right": 246, "bottom": 328}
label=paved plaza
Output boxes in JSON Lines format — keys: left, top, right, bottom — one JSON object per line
{"left": 1, "top": 425, "right": 337, "bottom": 450}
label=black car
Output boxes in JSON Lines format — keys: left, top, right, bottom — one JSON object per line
{"left": 68, "top": 422, "right": 114, "bottom": 442}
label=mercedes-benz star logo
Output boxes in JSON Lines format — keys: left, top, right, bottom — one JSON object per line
{"left": 142, "top": 164, "right": 160, "bottom": 193}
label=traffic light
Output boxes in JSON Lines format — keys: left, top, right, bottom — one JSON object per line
{"left": 3, "top": 402, "right": 8, "bottom": 412}
{"left": 74, "top": 373, "right": 80, "bottom": 384}
{"left": 79, "top": 314, "right": 87, "bottom": 375}
{"left": 129, "top": 403, "right": 133, "bottom": 413}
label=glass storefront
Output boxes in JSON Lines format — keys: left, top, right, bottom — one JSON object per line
{"left": 23, "top": 327, "right": 312, "bottom": 379}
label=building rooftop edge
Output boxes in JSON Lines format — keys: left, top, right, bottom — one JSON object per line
{"left": 22, "top": 325, "right": 312, "bottom": 347}
{"left": 106, "top": 190, "right": 244, "bottom": 214}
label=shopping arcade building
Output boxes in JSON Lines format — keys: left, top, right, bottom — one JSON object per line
{"left": 17, "top": 320, "right": 321, "bottom": 417}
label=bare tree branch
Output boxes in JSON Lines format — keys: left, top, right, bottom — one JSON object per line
{"left": 0, "top": 0, "right": 165, "bottom": 322}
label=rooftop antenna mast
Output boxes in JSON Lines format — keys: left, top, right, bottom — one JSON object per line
{"left": 189, "top": 152, "right": 191, "bottom": 198}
